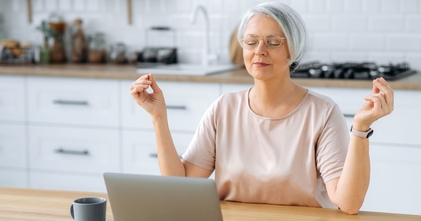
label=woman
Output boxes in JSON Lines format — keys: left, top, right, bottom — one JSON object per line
{"left": 130, "top": 2, "right": 394, "bottom": 214}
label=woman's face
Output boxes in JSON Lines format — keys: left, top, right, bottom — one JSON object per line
{"left": 242, "top": 14, "right": 290, "bottom": 81}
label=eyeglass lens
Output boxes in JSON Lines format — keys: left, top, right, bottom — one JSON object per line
{"left": 242, "top": 35, "right": 284, "bottom": 50}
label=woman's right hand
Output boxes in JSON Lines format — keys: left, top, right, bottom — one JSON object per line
{"left": 130, "top": 74, "right": 167, "bottom": 118}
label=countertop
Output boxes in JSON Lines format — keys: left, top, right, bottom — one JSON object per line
{"left": 1, "top": 187, "right": 420, "bottom": 220}
{"left": 1, "top": 64, "right": 421, "bottom": 90}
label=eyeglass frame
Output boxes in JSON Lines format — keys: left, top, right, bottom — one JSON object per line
{"left": 240, "top": 34, "right": 287, "bottom": 50}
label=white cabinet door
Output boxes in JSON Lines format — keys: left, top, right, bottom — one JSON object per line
{"left": 122, "top": 130, "right": 193, "bottom": 175}
{"left": 30, "top": 172, "right": 106, "bottom": 192}
{"left": 0, "top": 169, "right": 27, "bottom": 188}
{"left": 0, "top": 75, "right": 25, "bottom": 122}
{"left": 29, "top": 125, "right": 120, "bottom": 174}
{"left": 0, "top": 123, "right": 27, "bottom": 169}
{"left": 121, "top": 80, "right": 220, "bottom": 131}
{"left": 27, "top": 77, "right": 119, "bottom": 127}
{"left": 361, "top": 144, "right": 421, "bottom": 215}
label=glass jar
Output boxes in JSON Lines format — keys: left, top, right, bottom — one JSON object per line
{"left": 48, "top": 13, "right": 66, "bottom": 63}
{"left": 109, "top": 42, "right": 127, "bottom": 64}
{"left": 88, "top": 33, "right": 106, "bottom": 63}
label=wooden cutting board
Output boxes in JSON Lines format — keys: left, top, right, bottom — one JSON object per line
{"left": 229, "top": 26, "right": 244, "bottom": 67}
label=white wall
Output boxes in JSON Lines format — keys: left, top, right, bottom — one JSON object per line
{"left": 0, "top": 0, "right": 420, "bottom": 69}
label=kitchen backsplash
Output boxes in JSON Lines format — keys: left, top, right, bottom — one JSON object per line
{"left": 0, "top": 0, "right": 420, "bottom": 69}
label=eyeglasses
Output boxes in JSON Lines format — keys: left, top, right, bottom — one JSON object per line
{"left": 241, "top": 34, "right": 286, "bottom": 50}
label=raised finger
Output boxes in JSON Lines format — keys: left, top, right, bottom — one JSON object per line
{"left": 373, "top": 78, "right": 394, "bottom": 107}
{"left": 378, "top": 77, "right": 394, "bottom": 107}
{"left": 130, "top": 79, "right": 152, "bottom": 90}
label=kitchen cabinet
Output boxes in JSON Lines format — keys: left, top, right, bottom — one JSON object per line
{"left": 0, "top": 75, "right": 26, "bottom": 122}
{"left": 27, "top": 77, "right": 119, "bottom": 127}
{"left": 121, "top": 80, "right": 221, "bottom": 131}
{"left": 122, "top": 130, "right": 193, "bottom": 175}
{"left": 120, "top": 80, "right": 219, "bottom": 176}
{"left": 29, "top": 125, "right": 120, "bottom": 174}
{"left": 362, "top": 144, "right": 421, "bottom": 215}
{"left": 0, "top": 124, "right": 27, "bottom": 169}
{"left": 0, "top": 169, "right": 27, "bottom": 188}
{"left": 24, "top": 77, "right": 121, "bottom": 192}
{"left": 0, "top": 76, "right": 28, "bottom": 188}
{"left": 1, "top": 73, "right": 420, "bottom": 214}
{"left": 0, "top": 76, "right": 221, "bottom": 192}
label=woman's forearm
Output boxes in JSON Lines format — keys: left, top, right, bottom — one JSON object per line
{"left": 331, "top": 135, "right": 370, "bottom": 214}
{"left": 152, "top": 115, "right": 186, "bottom": 177}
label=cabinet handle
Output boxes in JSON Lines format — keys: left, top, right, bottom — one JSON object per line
{"left": 166, "top": 105, "right": 186, "bottom": 110}
{"left": 53, "top": 100, "right": 89, "bottom": 106}
{"left": 55, "top": 148, "right": 89, "bottom": 156}
{"left": 149, "top": 153, "right": 182, "bottom": 159}
{"left": 343, "top": 114, "right": 355, "bottom": 118}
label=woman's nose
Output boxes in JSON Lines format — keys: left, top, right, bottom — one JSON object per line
{"left": 254, "top": 41, "right": 268, "bottom": 56}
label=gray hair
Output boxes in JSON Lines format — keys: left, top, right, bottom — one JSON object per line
{"left": 238, "top": 2, "right": 307, "bottom": 72}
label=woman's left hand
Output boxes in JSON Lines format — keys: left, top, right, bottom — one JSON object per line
{"left": 353, "top": 77, "right": 394, "bottom": 131}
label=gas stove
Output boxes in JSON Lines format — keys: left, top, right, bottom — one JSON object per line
{"left": 291, "top": 62, "right": 417, "bottom": 80}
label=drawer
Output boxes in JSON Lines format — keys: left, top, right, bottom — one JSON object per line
{"left": 0, "top": 123, "right": 27, "bottom": 168}
{"left": 0, "top": 169, "right": 28, "bottom": 188}
{"left": 122, "top": 130, "right": 193, "bottom": 175}
{"left": 0, "top": 75, "right": 25, "bottom": 122}
{"left": 27, "top": 76, "right": 119, "bottom": 127}
{"left": 29, "top": 125, "right": 120, "bottom": 174}
{"left": 121, "top": 80, "right": 220, "bottom": 131}
{"left": 30, "top": 172, "right": 106, "bottom": 192}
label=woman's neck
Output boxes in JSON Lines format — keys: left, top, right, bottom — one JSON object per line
{"left": 249, "top": 78, "right": 307, "bottom": 118}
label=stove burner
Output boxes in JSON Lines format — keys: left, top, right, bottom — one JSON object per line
{"left": 291, "top": 62, "right": 416, "bottom": 80}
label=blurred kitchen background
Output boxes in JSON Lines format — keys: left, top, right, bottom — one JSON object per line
{"left": 0, "top": 0, "right": 420, "bottom": 69}
{"left": 1, "top": 0, "right": 421, "bottom": 216}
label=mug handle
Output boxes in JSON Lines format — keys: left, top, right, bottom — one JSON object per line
{"left": 70, "top": 204, "right": 75, "bottom": 220}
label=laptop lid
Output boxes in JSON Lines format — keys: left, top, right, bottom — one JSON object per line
{"left": 103, "top": 173, "right": 223, "bottom": 221}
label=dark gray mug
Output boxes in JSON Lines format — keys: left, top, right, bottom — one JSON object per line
{"left": 70, "top": 197, "right": 107, "bottom": 221}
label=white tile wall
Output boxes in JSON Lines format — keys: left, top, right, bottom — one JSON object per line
{"left": 0, "top": 0, "right": 420, "bottom": 69}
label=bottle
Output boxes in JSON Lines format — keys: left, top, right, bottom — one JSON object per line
{"left": 71, "top": 19, "right": 87, "bottom": 63}
{"left": 37, "top": 20, "right": 50, "bottom": 64}
{"left": 39, "top": 35, "right": 50, "bottom": 64}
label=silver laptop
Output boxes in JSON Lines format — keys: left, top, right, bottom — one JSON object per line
{"left": 103, "top": 173, "right": 223, "bottom": 221}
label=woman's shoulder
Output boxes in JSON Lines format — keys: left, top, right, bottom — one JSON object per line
{"left": 210, "top": 88, "right": 250, "bottom": 114}
{"left": 305, "top": 89, "right": 338, "bottom": 106}
{"left": 217, "top": 88, "right": 250, "bottom": 104}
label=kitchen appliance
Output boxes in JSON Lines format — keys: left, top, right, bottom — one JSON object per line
{"left": 137, "top": 26, "right": 177, "bottom": 67}
{"left": 291, "top": 62, "right": 416, "bottom": 81}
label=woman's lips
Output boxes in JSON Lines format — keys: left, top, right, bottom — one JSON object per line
{"left": 253, "top": 62, "right": 270, "bottom": 67}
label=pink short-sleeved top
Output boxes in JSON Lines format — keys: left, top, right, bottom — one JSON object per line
{"left": 182, "top": 88, "right": 349, "bottom": 208}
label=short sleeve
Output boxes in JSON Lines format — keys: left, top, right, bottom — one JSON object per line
{"left": 316, "top": 103, "right": 349, "bottom": 183}
{"left": 181, "top": 98, "right": 219, "bottom": 171}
